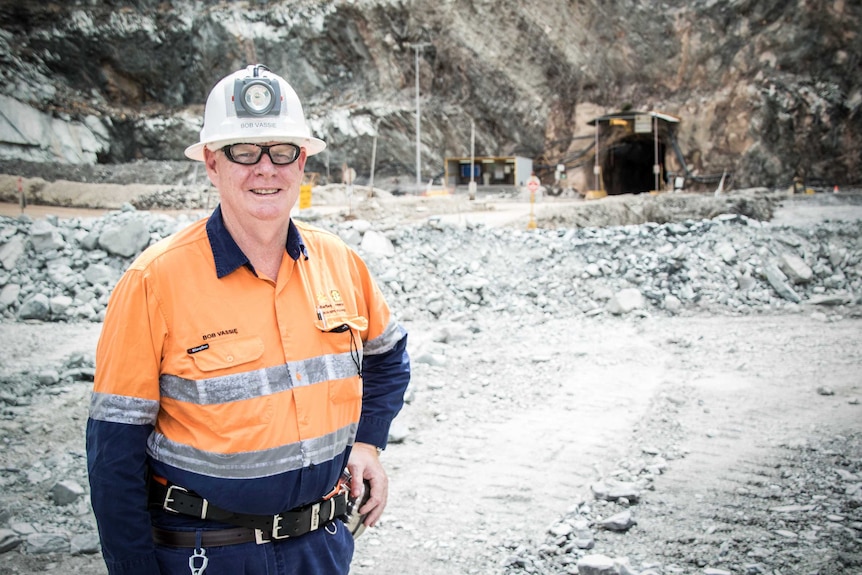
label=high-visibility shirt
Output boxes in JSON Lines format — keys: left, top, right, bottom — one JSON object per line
{"left": 86, "top": 206, "right": 410, "bottom": 575}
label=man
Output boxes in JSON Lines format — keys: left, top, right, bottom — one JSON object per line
{"left": 86, "top": 64, "right": 411, "bottom": 575}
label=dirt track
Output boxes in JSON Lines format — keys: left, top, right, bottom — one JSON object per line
{"left": 352, "top": 313, "right": 862, "bottom": 574}
{"left": 1, "top": 311, "right": 859, "bottom": 575}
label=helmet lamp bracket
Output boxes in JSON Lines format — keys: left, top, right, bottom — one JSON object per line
{"left": 233, "top": 66, "right": 282, "bottom": 117}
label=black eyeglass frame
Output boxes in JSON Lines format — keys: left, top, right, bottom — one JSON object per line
{"left": 221, "top": 143, "right": 302, "bottom": 165}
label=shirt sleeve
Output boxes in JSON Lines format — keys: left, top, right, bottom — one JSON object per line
{"left": 346, "top": 247, "right": 411, "bottom": 448}
{"left": 87, "top": 420, "right": 160, "bottom": 574}
{"left": 356, "top": 325, "right": 410, "bottom": 448}
{"left": 86, "top": 266, "right": 166, "bottom": 574}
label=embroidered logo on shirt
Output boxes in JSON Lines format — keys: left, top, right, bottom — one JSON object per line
{"left": 187, "top": 343, "right": 210, "bottom": 354}
{"left": 315, "top": 290, "right": 347, "bottom": 318}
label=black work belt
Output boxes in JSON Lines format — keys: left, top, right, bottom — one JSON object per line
{"left": 153, "top": 526, "right": 281, "bottom": 547}
{"left": 148, "top": 480, "right": 349, "bottom": 543}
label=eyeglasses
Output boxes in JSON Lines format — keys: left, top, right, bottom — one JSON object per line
{"left": 221, "top": 143, "right": 301, "bottom": 165}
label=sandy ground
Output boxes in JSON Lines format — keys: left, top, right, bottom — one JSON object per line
{"left": 1, "top": 313, "right": 859, "bottom": 575}
{"left": 356, "top": 313, "right": 862, "bottom": 574}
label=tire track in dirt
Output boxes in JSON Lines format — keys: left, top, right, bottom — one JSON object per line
{"left": 601, "top": 316, "right": 862, "bottom": 571}
{"left": 352, "top": 318, "right": 672, "bottom": 574}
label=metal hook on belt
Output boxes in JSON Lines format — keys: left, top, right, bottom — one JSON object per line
{"left": 189, "top": 548, "right": 208, "bottom": 574}
{"left": 189, "top": 532, "right": 208, "bottom": 575}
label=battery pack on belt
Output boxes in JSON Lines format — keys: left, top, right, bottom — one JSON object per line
{"left": 148, "top": 479, "right": 348, "bottom": 539}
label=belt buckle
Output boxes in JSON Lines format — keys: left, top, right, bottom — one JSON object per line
{"left": 254, "top": 529, "right": 270, "bottom": 545}
{"left": 271, "top": 513, "right": 291, "bottom": 540}
{"left": 162, "top": 484, "right": 188, "bottom": 514}
{"left": 270, "top": 501, "right": 323, "bottom": 540}
{"left": 309, "top": 502, "right": 321, "bottom": 531}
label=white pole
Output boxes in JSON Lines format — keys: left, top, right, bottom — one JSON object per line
{"left": 468, "top": 118, "right": 476, "bottom": 200}
{"left": 653, "top": 115, "right": 659, "bottom": 192}
{"left": 410, "top": 43, "right": 431, "bottom": 188}
{"left": 593, "top": 121, "right": 600, "bottom": 191}
{"left": 369, "top": 121, "right": 379, "bottom": 197}
{"left": 470, "top": 118, "right": 475, "bottom": 185}
{"left": 414, "top": 45, "right": 422, "bottom": 186}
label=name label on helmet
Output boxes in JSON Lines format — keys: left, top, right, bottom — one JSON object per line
{"left": 240, "top": 121, "right": 278, "bottom": 129}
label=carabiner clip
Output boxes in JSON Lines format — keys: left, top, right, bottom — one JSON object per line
{"left": 189, "top": 547, "right": 208, "bottom": 575}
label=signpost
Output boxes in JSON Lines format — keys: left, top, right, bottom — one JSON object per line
{"left": 342, "top": 165, "right": 357, "bottom": 216}
{"left": 299, "top": 172, "right": 318, "bottom": 210}
{"left": 18, "top": 176, "right": 25, "bottom": 213}
{"left": 526, "top": 174, "right": 540, "bottom": 230}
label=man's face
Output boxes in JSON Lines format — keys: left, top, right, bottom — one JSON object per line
{"left": 204, "top": 142, "right": 307, "bottom": 226}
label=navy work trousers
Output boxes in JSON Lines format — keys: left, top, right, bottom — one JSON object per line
{"left": 153, "top": 520, "right": 354, "bottom": 574}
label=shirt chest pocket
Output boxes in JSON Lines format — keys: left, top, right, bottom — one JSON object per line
{"left": 190, "top": 336, "right": 265, "bottom": 375}
{"left": 187, "top": 336, "right": 274, "bottom": 430}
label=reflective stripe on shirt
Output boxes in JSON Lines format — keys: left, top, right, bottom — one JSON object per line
{"left": 90, "top": 392, "right": 159, "bottom": 425}
{"left": 146, "top": 423, "right": 357, "bottom": 479}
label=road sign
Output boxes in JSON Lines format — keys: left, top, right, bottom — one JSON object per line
{"left": 299, "top": 172, "right": 319, "bottom": 210}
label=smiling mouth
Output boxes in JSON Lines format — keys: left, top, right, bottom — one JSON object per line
{"left": 250, "top": 188, "right": 280, "bottom": 195}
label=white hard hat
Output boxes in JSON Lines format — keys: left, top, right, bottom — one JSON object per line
{"left": 184, "top": 64, "right": 326, "bottom": 161}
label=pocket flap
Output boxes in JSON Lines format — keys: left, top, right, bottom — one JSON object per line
{"left": 191, "top": 336, "right": 264, "bottom": 372}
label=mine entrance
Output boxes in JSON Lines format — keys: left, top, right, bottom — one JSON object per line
{"left": 604, "top": 136, "right": 669, "bottom": 196}
{"left": 586, "top": 111, "right": 680, "bottom": 196}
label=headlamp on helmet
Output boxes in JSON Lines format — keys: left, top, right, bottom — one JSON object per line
{"left": 233, "top": 65, "right": 282, "bottom": 117}
{"left": 184, "top": 64, "right": 327, "bottom": 162}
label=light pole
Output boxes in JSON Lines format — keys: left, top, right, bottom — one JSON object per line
{"left": 470, "top": 118, "right": 475, "bottom": 184}
{"left": 593, "top": 121, "right": 600, "bottom": 192}
{"left": 411, "top": 43, "right": 430, "bottom": 187}
{"left": 369, "top": 119, "right": 380, "bottom": 198}
{"left": 653, "top": 114, "right": 660, "bottom": 193}
{"left": 469, "top": 118, "right": 476, "bottom": 200}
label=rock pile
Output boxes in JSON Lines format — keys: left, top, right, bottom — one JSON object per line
{"left": 369, "top": 213, "right": 860, "bottom": 322}
{"left": 0, "top": 352, "right": 100, "bottom": 559}
{"left": 3, "top": 198, "right": 859, "bottom": 324}
{"left": 0, "top": 206, "right": 202, "bottom": 322}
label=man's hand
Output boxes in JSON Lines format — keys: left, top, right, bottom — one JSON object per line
{"left": 346, "top": 442, "right": 388, "bottom": 527}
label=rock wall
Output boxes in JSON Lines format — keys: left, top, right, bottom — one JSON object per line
{"left": 0, "top": 0, "right": 859, "bottom": 189}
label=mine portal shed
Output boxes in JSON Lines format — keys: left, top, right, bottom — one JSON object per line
{"left": 444, "top": 155, "right": 533, "bottom": 190}
{"left": 586, "top": 111, "right": 680, "bottom": 196}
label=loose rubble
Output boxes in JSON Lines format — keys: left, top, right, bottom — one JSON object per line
{"left": 0, "top": 350, "right": 100, "bottom": 561}
{"left": 1, "top": 195, "right": 861, "bottom": 324}
{"left": 499, "top": 430, "right": 862, "bottom": 575}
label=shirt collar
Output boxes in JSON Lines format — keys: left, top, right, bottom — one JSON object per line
{"left": 205, "top": 205, "right": 305, "bottom": 278}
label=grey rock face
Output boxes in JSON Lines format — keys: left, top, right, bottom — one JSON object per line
{"left": 17, "top": 293, "right": 50, "bottom": 320}
{"left": 0, "top": 2, "right": 859, "bottom": 189}
{"left": 0, "top": 529, "right": 22, "bottom": 553}
{"left": 25, "top": 532, "right": 69, "bottom": 554}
